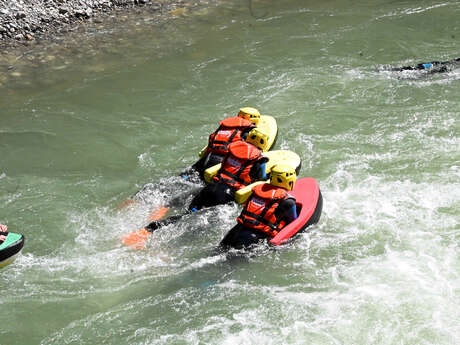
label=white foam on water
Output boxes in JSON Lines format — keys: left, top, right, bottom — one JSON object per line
{"left": 1, "top": 176, "right": 228, "bottom": 306}
{"left": 281, "top": 166, "right": 460, "bottom": 344}
{"left": 375, "top": 2, "right": 453, "bottom": 20}
{"left": 235, "top": 103, "right": 460, "bottom": 343}
{"left": 376, "top": 66, "right": 460, "bottom": 85}
{"left": 2, "top": 2, "right": 460, "bottom": 344}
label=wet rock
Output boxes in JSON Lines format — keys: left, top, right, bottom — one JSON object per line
{"left": 0, "top": 0, "right": 211, "bottom": 47}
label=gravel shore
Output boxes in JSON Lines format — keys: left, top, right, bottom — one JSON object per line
{"left": 0, "top": 0, "right": 196, "bottom": 48}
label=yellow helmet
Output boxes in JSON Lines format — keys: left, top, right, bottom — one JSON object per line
{"left": 270, "top": 164, "right": 296, "bottom": 191}
{"left": 238, "top": 107, "right": 260, "bottom": 125}
{"left": 246, "top": 127, "right": 270, "bottom": 151}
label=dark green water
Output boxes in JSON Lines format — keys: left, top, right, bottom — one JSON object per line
{"left": 1, "top": 0, "right": 459, "bottom": 344}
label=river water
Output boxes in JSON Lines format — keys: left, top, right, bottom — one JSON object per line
{"left": 1, "top": 0, "right": 459, "bottom": 344}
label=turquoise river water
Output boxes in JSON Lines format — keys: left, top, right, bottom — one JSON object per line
{"left": 1, "top": 0, "right": 459, "bottom": 344}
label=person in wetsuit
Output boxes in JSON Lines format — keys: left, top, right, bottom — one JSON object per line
{"left": 220, "top": 164, "right": 298, "bottom": 249}
{"left": 181, "top": 107, "right": 262, "bottom": 181}
{"left": 391, "top": 57, "right": 460, "bottom": 73}
{"left": 146, "top": 127, "right": 271, "bottom": 231}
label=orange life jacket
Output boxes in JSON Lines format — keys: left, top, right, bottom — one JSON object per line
{"left": 213, "top": 141, "right": 263, "bottom": 190}
{"left": 237, "top": 183, "right": 293, "bottom": 237}
{"left": 206, "top": 117, "right": 255, "bottom": 156}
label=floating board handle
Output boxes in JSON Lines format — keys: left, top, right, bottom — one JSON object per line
{"left": 204, "top": 163, "right": 222, "bottom": 183}
{"left": 234, "top": 181, "right": 266, "bottom": 204}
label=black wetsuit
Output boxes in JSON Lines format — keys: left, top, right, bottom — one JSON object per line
{"left": 188, "top": 157, "right": 267, "bottom": 211}
{"left": 146, "top": 158, "right": 268, "bottom": 232}
{"left": 392, "top": 58, "right": 460, "bottom": 73}
{"left": 220, "top": 198, "right": 297, "bottom": 249}
{"left": 186, "top": 153, "right": 225, "bottom": 180}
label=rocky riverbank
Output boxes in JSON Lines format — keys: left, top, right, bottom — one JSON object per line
{"left": 0, "top": 0, "right": 200, "bottom": 48}
{"left": 0, "top": 0, "right": 219, "bottom": 90}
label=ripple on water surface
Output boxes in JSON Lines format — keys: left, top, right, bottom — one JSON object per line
{"left": 1, "top": 0, "right": 460, "bottom": 344}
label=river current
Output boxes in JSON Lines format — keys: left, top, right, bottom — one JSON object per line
{"left": 1, "top": 0, "right": 459, "bottom": 344}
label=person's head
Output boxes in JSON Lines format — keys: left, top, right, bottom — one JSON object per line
{"left": 246, "top": 128, "right": 270, "bottom": 151}
{"left": 238, "top": 107, "right": 260, "bottom": 125}
{"left": 270, "top": 164, "right": 296, "bottom": 191}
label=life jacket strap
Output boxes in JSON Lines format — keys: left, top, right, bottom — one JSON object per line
{"left": 239, "top": 198, "right": 281, "bottom": 232}
{"left": 217, "top": 155, "right": 259, "bottom": 186}
{"left": 208, "top": 128, "right": 240, "bottom": 150}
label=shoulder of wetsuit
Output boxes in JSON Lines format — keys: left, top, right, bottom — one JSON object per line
{"left": 248, "top": 157, "right": 268, "bottom": 180}
{"left": 259, "top": 156, "right": 269, "bottom": 164}
{"left": 241, "top": 125, "right": 255, "bottom": 140}
{"left": 280, "top": 196, "right": 296, "bottom": 208}
{"left": 274, "top": 197, "right": 297, "bottom": 218}
{"left": 248, "top": 158, "right": 267, "bottom": 179}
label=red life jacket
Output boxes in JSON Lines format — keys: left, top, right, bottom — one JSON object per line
{"left": 213, "top": 141, "right": 263, "bottom": 190}
{"left": 237, "top": 183, "right": 292, "bottom": 237}
{"left": 206, "top": 117, "right": 255, "bottom": 156}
